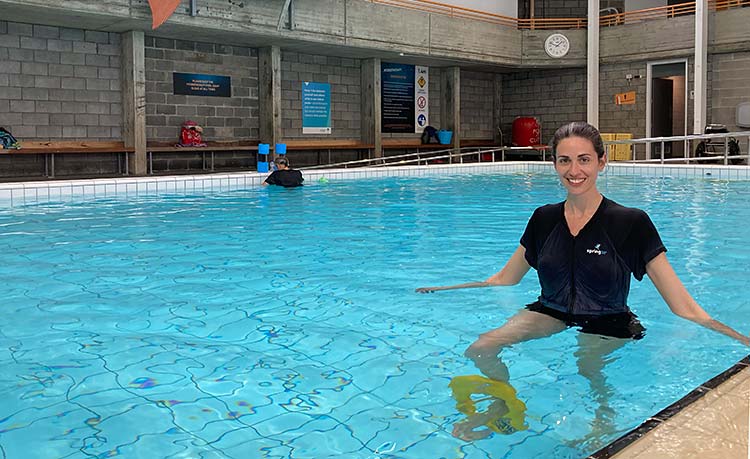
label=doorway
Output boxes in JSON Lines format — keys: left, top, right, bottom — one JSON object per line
{"left": 647, "top": 60, "right": 687, "bottom": 159}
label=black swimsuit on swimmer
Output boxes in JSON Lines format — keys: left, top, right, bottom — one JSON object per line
{"left": 520, "top": 197, "right": 666, "bottom": 339}
{"left": 525, "top": 301, "right": 645, "bottom": 339}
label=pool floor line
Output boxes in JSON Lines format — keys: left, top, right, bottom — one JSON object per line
{"left": 587, "top": 355, "right": 750, "bottom": 459}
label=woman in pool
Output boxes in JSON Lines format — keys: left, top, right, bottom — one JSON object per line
{"left": 417, "top": 121, "right": 749, "bottom": 379}
{"left": 420, "top": 121, "right": 748, "bottom": 442}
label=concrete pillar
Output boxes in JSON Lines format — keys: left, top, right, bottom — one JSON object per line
{"left": 694, "top": 0, "right": 708, "bottom": 134}
{"left": 121, "top": 31, "right": 146, "bottom": 175}
{"left": 440, "top": 66, "right": 461, "bottom": 158}
{"left": 587, "top": 0, "right": 599, "bottom": 128}
{"left": 259, "top": 46, "right": 282, "bottom": 158}
{"left": 493, "top": 73, "right": 503, "bottom": 145}
{"left": 361, "top": 58, "right": 382, "bottom": 158}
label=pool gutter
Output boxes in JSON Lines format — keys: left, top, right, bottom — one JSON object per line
{"left": 587, "top": 355, "right": 750, "bottom": 459}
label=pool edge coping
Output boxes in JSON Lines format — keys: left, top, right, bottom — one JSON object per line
{"left": 1, "top": 161, "right": 750, "bottom": 209}
{"left": 586, "top": 354, "right": 750, "bottom": 459}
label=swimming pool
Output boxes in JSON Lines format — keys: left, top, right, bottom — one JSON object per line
{"left": 1, "top": 168, "right": 748, "bottom": 458}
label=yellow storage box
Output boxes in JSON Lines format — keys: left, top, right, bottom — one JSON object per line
{"left": 601, "top": 133, "right": 633, "bottom": 161}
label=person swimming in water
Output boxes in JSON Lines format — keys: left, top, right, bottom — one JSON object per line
{"left": 263, "top": 156, "right": 304, "bottom": 188}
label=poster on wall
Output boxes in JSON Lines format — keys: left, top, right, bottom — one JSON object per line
{"left": 414, "top": 66, "right": 429, "bottom": 133}
{"left": 173, "top": 72, "right": 231, "bottom": 97}
{"left": 302, "top": 82, "right": 332, "bottom": 134}
{"left": 381, "top": 63, "right": 415, "bottom": 133}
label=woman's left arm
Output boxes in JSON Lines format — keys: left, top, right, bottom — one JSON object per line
{"left": 646, "top": 252, "right": 749, "bottom": 345}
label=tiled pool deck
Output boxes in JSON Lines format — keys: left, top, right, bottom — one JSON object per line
{"left": 1, "top": 161, "right": 748, "bottom": 458}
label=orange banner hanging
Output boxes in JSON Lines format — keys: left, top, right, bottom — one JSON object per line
{"left": 148, "top": 0, "right": 181, "bottom": 29}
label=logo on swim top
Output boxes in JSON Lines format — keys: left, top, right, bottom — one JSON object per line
{"left": 587, "top": 244, "right": 608, "bottom": 256}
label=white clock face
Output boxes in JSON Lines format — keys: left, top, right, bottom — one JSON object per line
{"left": 544, "top": 33, "right": 570, "bottom": 58}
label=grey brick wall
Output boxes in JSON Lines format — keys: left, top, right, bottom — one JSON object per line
{"left": 599, "top": 62, "right": 648, "bottom": 138}
{"left": 709, "top": 51, "right": 750, "bottom": 133}
{"left": 0, "top": 21, "right": 122, "bottom": 140}
{"left": 501, "top": 68, "right": 586, "bottom": 145}
{"left": 460, "top": 70, "right": 494, "bottom": 139}
{"left": 144, "top": 37, "right": 259, "bottom": 143}
{"left": 600, "top": 60, "right": 696, "bottom": 159}
{"left": 281, "top": 51, "right": 361, "bottom": 139}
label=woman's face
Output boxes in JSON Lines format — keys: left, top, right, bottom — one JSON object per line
{"left": 554, "top": 136, "right": 606, "bottom": 196}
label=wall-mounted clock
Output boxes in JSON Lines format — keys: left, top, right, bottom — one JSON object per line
{"left": 544, "top": 33, "right": 570, "bottom": 58}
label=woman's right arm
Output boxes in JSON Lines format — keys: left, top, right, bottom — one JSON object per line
{"left": 416, "top": 246, "right": 531, "bottom": 293}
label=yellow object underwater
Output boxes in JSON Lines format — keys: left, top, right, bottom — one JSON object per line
{"left": 449, "top": 375, "right": 528, "bottom": 435}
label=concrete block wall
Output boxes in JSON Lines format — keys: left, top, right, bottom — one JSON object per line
{"left": 144, "top": 37, "right": 259, "bottom": 143}
{"left": 460, "top": 70, "right": 494, "bottom": 139}
{"left": 709, "top": 51, "right": 750, "bottom": 134}
{"left": 501, "top": 68, "right": 586, "bottom": 145}
{"left": 0, "top": 21, "right": 122, "bottom": 140}
{"left": 598, "top": 62, "right": 649, "bottom": 138}
{"left": 542, "top": 0, "right": 588, "bottom": 19}
{"left": 281, "top": 51, "right": 361, "bottom": 139}
{"left": 599, "top": 59, "right": 698, "bottom": 159}
{"left": 520, "top": 0, "right": 587, "bottom": 19}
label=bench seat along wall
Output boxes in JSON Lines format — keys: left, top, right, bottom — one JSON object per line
{"left": 144, "top": 37, "right": 260, "bottom": 172}
{"left": 0, "top": 21, "right": 123, "bottom": 177}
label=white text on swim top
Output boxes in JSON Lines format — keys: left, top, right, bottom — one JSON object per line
{"left": 587, "top": 244, "right": 608, "bottom": 256}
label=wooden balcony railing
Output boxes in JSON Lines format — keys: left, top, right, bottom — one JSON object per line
{"left": 517, "top": 18, "right": 587, "bottom": 29}
{"left": 369, "top": 0, "right": 750, "bottom": 30}
{"left": 370, "top": 0, "right": 586, "bottom": 28}
{"left": 368, "top": 0, "right": 517, "bottom": 27}
{"left": 601, "top": 0, "right": 749, "bottom": 27}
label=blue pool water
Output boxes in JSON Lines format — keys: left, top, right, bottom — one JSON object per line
{"left": 1, "top": 172, "right": 748, "bottom": 459}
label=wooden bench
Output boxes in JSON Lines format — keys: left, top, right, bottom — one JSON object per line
{"left": 282, "top": 139, "right": 374, "bottom": 165}
{"left": 0, "top": 141, "right": 133, "bottom": 177}
{"left": 146, "top": 141, "right": 258, "bottom": 174}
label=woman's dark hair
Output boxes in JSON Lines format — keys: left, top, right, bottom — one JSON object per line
{"left": 274, "top": 156, "right": 289, "bottom": 167}
{"left": 551, "top": 122, "right": 605, "bottom": 159}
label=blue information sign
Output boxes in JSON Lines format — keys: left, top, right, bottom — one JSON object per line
{"left": 173, "top": 73, "right": 231, "bottom": 97}
{"left": 381, "top": 63, "right": 415, "bottom": 133}
{"left": 302, "top": 82, "right": 332, "bottom": 134}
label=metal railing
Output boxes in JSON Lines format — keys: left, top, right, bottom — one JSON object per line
{"left": 604, "top": 131, "right": 750, "bottom": 165}
{"left": 369, "top": 0, "right": 750, "bottom": 30}
{"left": 299, "top": 145, "right": 548, "bottom": 170}
{"left": 299, "top": 132, "right": 750, "bottom": 171}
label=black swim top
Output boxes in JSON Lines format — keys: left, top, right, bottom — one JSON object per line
{"left": 265, "top": 169, "right": 304, "bottom": 188}
{"left": 520, "top": 197, "right": 666, "bottom": 316}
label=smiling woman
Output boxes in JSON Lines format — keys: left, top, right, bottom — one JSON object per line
{"left": 416, "top": 121, "right": 749, "bottom": 433}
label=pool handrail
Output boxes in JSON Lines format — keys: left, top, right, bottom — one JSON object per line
{"left": 299, "top": 145, "right": 545, "bottom": 170}
{"left": 603, "top": 130, "right": 750, "bottom": 165}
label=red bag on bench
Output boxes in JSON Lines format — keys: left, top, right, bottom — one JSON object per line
{"left": 177, "top": 120, "right": 206, "bottom": 147}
